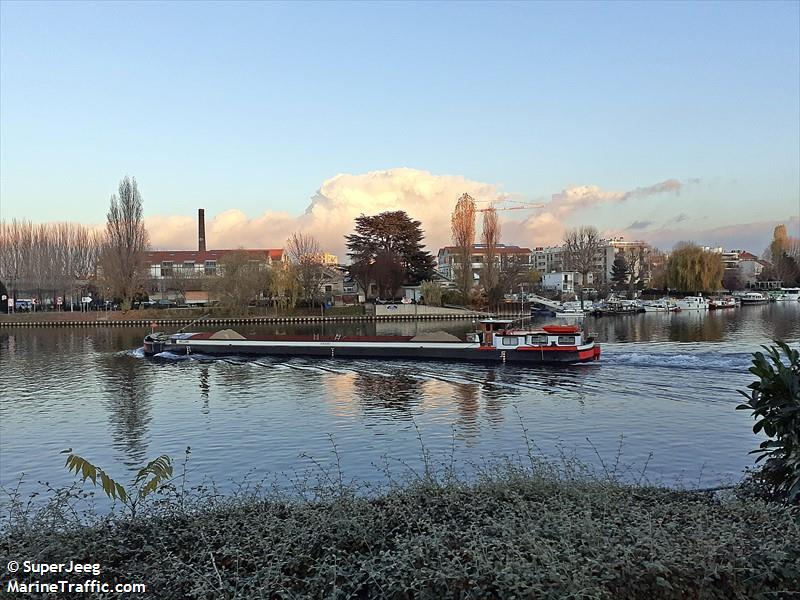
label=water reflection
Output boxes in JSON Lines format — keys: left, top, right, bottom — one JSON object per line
{"left": 199, "top": 366, "right": 210, "bottom": 413}
{"left": 354, "top": 369, "right": 422, "bottom": 416}
{"left": 97, "top": 354, "right": 153, "bottom": 466}
{"left": 453, "top": 381, "right": 480, "bottom": 438}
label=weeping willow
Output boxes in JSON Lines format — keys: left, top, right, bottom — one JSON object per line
{"left": 665, "top": 242, "right": 724, "bottom": 292}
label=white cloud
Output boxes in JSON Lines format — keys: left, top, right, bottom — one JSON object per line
{"left": 145, "top": 168, "right": 689, "bottom": 257}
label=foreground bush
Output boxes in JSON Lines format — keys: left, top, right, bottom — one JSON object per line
{"left": 2, "top": 464, "right": 798, "bottom": 599}
{"left": 737, "top": 341, "right": 800, "bottom": 503}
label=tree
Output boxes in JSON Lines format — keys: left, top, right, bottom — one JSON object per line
{"left": 268, "top": 263, "right": 301, "bottom": 310}
{"left": 480, "top": 207, "right": 502, "bottom": 309}
{"left": 0, "top": 219, "right": 102, "bottom": 310}
{"left": 518, "top": 269, "right": 541, "bottom": 296}
{"left": 420, "top": 280, "right": 443, "bottom": 306}
{"left": 451, "top": 193, "right": 476, "bottom": 303}
{"left": 372, "top": 250, "right": 405, "bottom": 298}
{"left": 563, "top": 226, "right": 603, "bottom": 307}
{"left": 765, "top": 224, "right": 800, "bottom": 286}
{"left": 100, "top": 177, "right": 149, "bottom": 310}
{"left": 286, "top": 232, "right": 325, "bottom": 306}
{"left": 345, "top": 211, "right": 435, "bottom": 299}
{"left": 664, "top": 242, "right": 724, "bottom": 292}
{"left": 610, "top": 253, "right": 630, "bottom": 290}
{"left": 212, "top": 251, "right": 267, "bottom": 312}
{"left": 723, "top": 269, "right": 744, "bottom": 291}
{"left": 622, "top": 245, "right": 653, "bottom": 297}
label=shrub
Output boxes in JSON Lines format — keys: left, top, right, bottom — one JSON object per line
{"left": 3, "top": 463, "right": 799, "bottom": 599}
{"left": 737, "top": 341, "right": 800, "bottom": 503}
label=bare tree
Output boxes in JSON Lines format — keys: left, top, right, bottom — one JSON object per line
{"left": 286, "top": 232, "right": 325, "bottom": 306}
{"left": 451, "top": 193, "right": 476, "bottom": 303}
{"left": 563, "top": 225, "right": 603, "bottom": 308}
{"left": 268, "top": 262, "right": 301, "bottom": 310}
{"left": 480, "top": 207, "right": 501, "bottom": 309}
{"left": 211, "top": 251, "right": 267, "bottom": 312}
{"left": 100, "top": 177, "right": 149, "bottom": 310}
{"left": 624, "top": 245, "right": 652, "bottom": 298}
{"left": 0, "top": 220, "right": 102, "bottom": 310}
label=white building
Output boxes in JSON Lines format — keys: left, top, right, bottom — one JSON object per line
{"left": 542, "top": 271, "right": 593, "bottom": 294}
{"left": 533, "top": 244, "right": 616, "bottom": 285}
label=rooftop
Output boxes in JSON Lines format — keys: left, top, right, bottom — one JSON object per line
{"left": 145, "top": 249, "right": 284, "bottom": 263}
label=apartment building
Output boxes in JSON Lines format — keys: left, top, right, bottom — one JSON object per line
{"left": 436, "top": 244, "right": 533, "bottom": 283}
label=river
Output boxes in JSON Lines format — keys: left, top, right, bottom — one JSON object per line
{"left": 2, "top": 302, "right": 799, "bottom": 501}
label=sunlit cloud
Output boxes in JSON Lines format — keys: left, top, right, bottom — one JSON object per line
{"left": 148, "top": 168, "right": 506, "bottom": 256}
{"left": 143, "top": 169, "right": 695, "bottom": 256}
{"left": 503, "top": 178, "right": 687, "bottom": 246}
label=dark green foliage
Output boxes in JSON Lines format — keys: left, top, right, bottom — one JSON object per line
{"left": 4, "top": 464, "right": 799, "bottom": 599}
{"left": 346, "top": 211, "right": 435, "bottom": 294}
{"left": 611, "top": 253, "right": 630, "bottom": 288}
{"left": 737, "top": 342, "right": 800, "bottom": 503}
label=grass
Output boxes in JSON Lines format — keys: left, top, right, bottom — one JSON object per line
{"left": 2, "top": 449, "right": 798, "bottom": 600}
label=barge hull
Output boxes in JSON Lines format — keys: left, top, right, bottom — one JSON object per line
{"left": 146, "top": 342, "right": 599, "bottom": 364}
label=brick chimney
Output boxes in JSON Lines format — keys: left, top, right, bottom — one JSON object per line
{"left": 198, "top": 208, "right": 206, "bottom": 252}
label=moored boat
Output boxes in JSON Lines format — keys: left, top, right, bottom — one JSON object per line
{"left": 143, "top": 320, "right": 601, "bottom": 365}
{"left": 642, "top": 298, "right": 677, "bottom": 312}
{"left": 555, "top": 301, "right": 589, "bottom": 318}
{"left": 709, "top": 296, "right": 736, "bottom": 310}
{"left": 739, "top": 292, "right": 770, "bottom": 305}
{"left": 675, "top": 295, "right": 710, "bottom": 311}
{"left": 592, "top": 299, "right": 643, "bottom": 316}
{"left": 771, "top": 288, "right": 800, "bottom": 302}
{"left": 780, "top": 287, "right": 800, "bottom": 301}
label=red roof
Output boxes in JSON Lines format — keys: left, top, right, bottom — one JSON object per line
{"left": 738, "top": 251, "right": 759, "bottom": 260}
{"left": 145, "top": 249, "right": 284, "bottom": 263}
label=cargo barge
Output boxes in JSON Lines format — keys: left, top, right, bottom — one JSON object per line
{"left": 143, "top": 320, "right": 601, "bottom": 365}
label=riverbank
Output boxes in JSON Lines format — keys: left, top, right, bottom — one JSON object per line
{"left": 2, "top": 465, "right": 797, "bottom": 599}
{"left": 0, "top": 305, "right": 488, "bottom": 328}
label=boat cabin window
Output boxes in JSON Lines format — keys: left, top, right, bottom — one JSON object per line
{"left": 557, "top": 335, "right": 576, "bottom": 345}
{"left": 527, "top": 334, "right": 548, "bottom": 345}
{"left": 502, "top": 336, "right": 522, "bottom": 346}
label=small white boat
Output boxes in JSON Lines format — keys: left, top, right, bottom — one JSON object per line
{"left": 675, "top": 295, "right": 710, "bottom": 311}
{"left": 642, "top": 298, "right": 677, "bottom": 312}
{"left": 739, "top": 292, "right": 770, "bottom": 305}
{"left": 774, "top": 288, "right": 800, "bottom": 301}
{"left": 555, "top": 301, "right": 589, "bottom": 318}
{"left": 709, "top": 297, "right": 736, "bottom": 310}
{"left": 781, "top": 288, "right": 800, "bottom": 302}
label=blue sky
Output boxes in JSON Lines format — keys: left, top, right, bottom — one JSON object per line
{"left": 1, "top": 1, "right": 798, "bottom": 251}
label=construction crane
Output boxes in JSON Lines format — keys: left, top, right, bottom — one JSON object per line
{"left": 475, "top": 199, "right": 546, "bottom": 213}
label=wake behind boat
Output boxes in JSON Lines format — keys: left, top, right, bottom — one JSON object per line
{"left": 143, "top": 320, "right": 601, "bottom": 365}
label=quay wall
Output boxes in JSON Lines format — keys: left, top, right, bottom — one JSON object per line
{"left": 374, "top": 304, "right": 486, "bottom": 317}
{"left": 0, "top": 313, "right": 491, "bottom": 328}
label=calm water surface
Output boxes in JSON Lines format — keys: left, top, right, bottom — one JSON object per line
{"left": 2, "top": 303, "right": 799, "bottom": 500}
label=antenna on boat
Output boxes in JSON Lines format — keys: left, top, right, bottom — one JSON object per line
{"left": 178, "top": 313, "right": 211, "bottom": 333}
